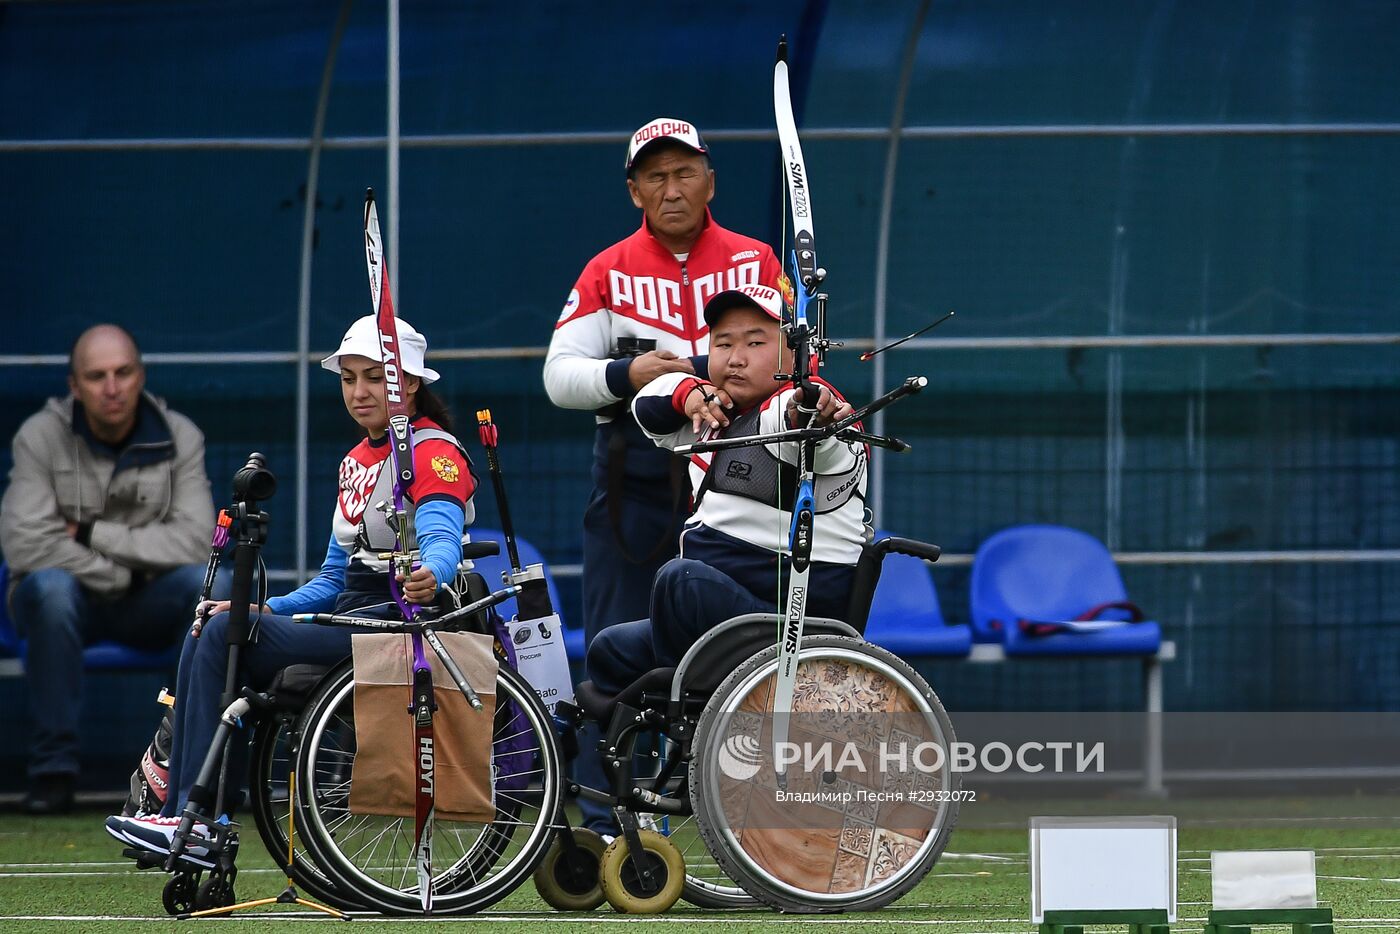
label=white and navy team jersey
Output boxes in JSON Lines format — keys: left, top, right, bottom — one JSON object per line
{"left": 543, "top": 209, "right": 783, "bottom": 421}
{"left": 632, "top": 372, "right": 869, "bottom": 566}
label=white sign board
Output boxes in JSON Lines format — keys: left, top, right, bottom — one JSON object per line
{"left": 1030, "top": 816, "right": 1177, "bottom": 923}
{"left": 505, "top": 613, "right": 575, "bottom": 716}
{"left": 1212, "top": 850, "right": 1316, "bottom": 910}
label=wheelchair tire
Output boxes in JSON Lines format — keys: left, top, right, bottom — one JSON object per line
{"left": 680, "top": 865, "right": 759, "bottom": 909}
{"left": 246, "top": 714, "right": 362, "bottom": 911}
{"left": 162, "top": 872, "right": 198, "bottom": 916}
{"left": 665, "top": 804, "right": 758, "bottom": 909}
{"left": 690, "top": 635, "right": 959, "bottom": 914}
{"left": 598, "top": 829, "right": 685, "bottom": 914}
{"left": 620, "top": 739, "right": 757, "bottom": 909}
{"left": 195, "top": 873, "right": 235, "bottom": 911}
{"left": 533, "top": 827, "right": 607, "bottom": 911}
{"left": 293, "top": 659, "right": 562, "bottom": 915}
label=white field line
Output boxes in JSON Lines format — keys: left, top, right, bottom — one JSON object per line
{"left": 1320, "top": 855, "right": 1400, "bottom": 860}
{"left": 0, "top": 918, "right": 1038, "bottom": 927}
{"left": 0, "top": 861, "right": 135, "bottom": 868}
{"left": 0, "top": 867, "right": 284, "bottom": 878}
{"left": 973, "top": 817, "right": 1400, "bottom": 830}
{"left": 2, "top": 913, "right": 1399, "bottom": 929}
{"left": 922, "top": 871, "right": 1030, "bottom": 878}
{"left": 3, "top": 847, "right": 1388, "bottom": 872}
{"left": 0, "top": 856, "right": 1030, "bottom": 873}
{"left": 1185, "top": 846, "right": 1400, "bottom": 854}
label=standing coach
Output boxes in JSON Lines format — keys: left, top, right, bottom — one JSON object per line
{"left": 543, "top": 117, "right": 781, "bottom": 834}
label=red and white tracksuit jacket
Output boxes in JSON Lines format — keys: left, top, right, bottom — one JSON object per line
{"left": 544, "top": 209, "right": 783, "bottom": 422}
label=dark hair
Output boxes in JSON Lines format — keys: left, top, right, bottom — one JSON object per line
{"left": 627, "top": 140, "right": 712, "bottom": 181}
{"left": 68, "top": 323, "right": 142, "bottom": 376}
{"left": 414, "top": 384, "right": 453, "bottom": 432}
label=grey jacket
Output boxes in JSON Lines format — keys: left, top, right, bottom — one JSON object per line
{"left": 1, "top": 392, "right": 215, "bottom": 598}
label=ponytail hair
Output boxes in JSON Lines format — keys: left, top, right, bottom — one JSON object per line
{"left": 414, "top": 385, "right": 453, "bottom": 432}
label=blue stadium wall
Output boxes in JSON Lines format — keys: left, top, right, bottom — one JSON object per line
{"left": 1, "top": 0, "right": 1398, "bottom": 753}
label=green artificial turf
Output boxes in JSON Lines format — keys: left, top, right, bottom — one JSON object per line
{"left": 0, "top": 796, "right": 1396, "bottom": 933}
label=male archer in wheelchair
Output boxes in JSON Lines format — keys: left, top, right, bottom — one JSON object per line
{"left": 586, "top": 283, "right": 863, "bottom": 701}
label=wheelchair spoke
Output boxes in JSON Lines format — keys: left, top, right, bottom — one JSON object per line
{"left": 293, "top": 662, "right": 561, "bottom": 913}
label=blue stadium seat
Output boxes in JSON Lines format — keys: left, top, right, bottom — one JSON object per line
{"left": 863, "top": 533, "right": 972, "bottom": 657}
{"left": 970, "top": 524, "right": 1162, "bottom": 657}
{"left": 0, "top": 560, "right": 178, "bottom": 671}
{"left": 466, "top": 528, "right": 582, "bottom": 660}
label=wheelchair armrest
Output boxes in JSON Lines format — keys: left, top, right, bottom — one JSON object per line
{"left": 844, "top": 536, "right": 942, "bottom": 634}
{"left": 883, "top": 537, "right": 941, "bottom": 563}
{"left": 462, "top": 540, "right": 502, "bottom": 560}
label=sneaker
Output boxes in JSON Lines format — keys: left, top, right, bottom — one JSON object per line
{"left": 112, "top": 814, "right": 217, "bottom": 869}
{"left": 104, "top": 814, "right": 137, "bottom": 846}
{"left": 103, "top": 813, "right": 158, "bottom": 847}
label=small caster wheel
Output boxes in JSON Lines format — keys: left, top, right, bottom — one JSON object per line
{"left": 195, "top": 874, "right": 235, "bottom": 910}
{"left": 598, "top": 829, "right": 685, "bottom": 914}
{"left": 162, "top": 873, "right": 198, "bottom": 915}
{"left": 534, "top": 827, "right": 608, "bottom": 911}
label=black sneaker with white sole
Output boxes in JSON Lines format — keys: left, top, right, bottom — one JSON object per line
{"left": 106, "top": 814, "right": 217, "bottom": 870}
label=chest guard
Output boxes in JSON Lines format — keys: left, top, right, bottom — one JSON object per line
{"left": 354, "top": 427, "right": 475, "bottom": 554}
{"left": 699, "top": 404, "right": 866, "bottom": 515}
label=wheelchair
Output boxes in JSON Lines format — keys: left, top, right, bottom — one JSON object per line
{"left": 274, "top": 564, "right": 564, "bottom": 916}
{"left": 535, "top": 533, "right": 959, "bottom": 914}
{"left": 133, "top": 550, "right": 564, "bottom": 918}
{"left": 153, "top": 532, "right": 953, "bottom": 917}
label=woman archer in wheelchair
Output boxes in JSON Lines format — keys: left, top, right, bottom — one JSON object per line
{"left": 104, "top": 314, "right": 477, "bottom": 865}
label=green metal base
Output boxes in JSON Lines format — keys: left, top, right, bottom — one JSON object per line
{"left": 1204, "top": 907, "right": 1334, "bottom": 934}
{"left": 1039, "top": 908, "right": 1171, "bottom": 934}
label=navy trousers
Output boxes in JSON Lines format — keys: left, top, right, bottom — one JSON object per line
{"left": 577, "top": 480, "right": 686, "bottom": 834}
{"left": 11, "top": 564, "right": 205, "bottom": 778}
{"left": 160, "top": 609, "right": 361, "bottom": 816}
{"left": 587, "top": 559, "right": 769, "bottom": 695}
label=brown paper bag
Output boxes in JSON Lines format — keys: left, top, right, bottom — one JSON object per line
{"left": 349, "top": 631, "right": 498, "bottom": 822}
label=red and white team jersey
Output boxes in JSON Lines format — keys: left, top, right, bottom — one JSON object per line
{"left": 332, "top": 418, "right": 475, "bottom": 576}
{"left": 544, "top": 209, "right": 783, "bottom": 420}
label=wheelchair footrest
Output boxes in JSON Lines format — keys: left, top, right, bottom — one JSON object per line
{"left": 120, "top": 846, "right": 210, "bottom": 874}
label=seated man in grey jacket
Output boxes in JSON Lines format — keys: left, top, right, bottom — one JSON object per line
{"left": 0, "top": 324, "right": 214, "bottom": 814}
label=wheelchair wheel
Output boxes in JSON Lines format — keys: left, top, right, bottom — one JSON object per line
{"left": 293, "top": 659, "right": 562, "bottom": 915}
{"left": 246, "top": 714, "right": 362, "bottom": 911}
{"left": 667, "top": 812, "right": 759, "bottom": 908}
{"left": 532, "top": 827, "right": 607, "bottom": 911}
{"left": 598, "top": 829, "right": 685, "bottom": 914}
{"left": 614, "top": 734, "right": 758, "bottom": 908}
{"left": 644, "top": 768, "right": 756, "bottom": 909}
{"left": 161, "top": 872, "right": 198, "bottom": 915}
{"left": 690, "top": 635, "right": 959, "bottom": 914}
{"left": 195, "top": 873, "right": 235, "bottom": 910}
